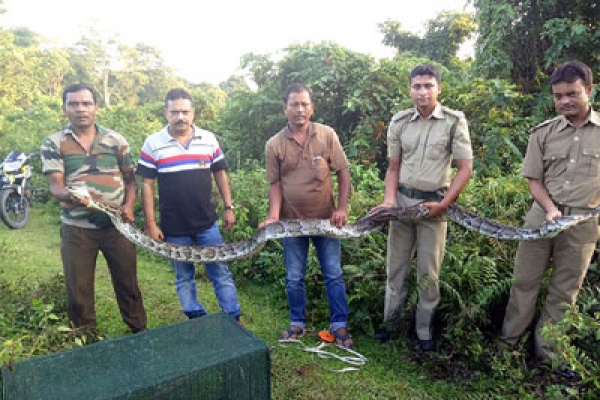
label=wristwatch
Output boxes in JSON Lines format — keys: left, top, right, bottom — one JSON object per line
{"left": 224, "top": 205, "right": 235, "bottom": 210}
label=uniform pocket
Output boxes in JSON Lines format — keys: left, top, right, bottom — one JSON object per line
{"left": 425, "top": 125, "right": 451, "bottom": 160}
{"left": 425, "top": 140, "right": 449, "bottom": 160}
{"left": 542, "top": 151, "right": 568, "bottom": 177}
{"left": 401, "top": 129, "right": 420, "bottom": 158}
{"left": 582, "top": 148, "right": 600, "bottom": 176}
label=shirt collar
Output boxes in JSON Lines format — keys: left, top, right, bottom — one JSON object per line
{"left": 283, "top": 122, "right": 315, "bottom": 139}
{"left": 160, "top": 125, "right": 201, "bottom": 142}
{"left": 557, "top": 108, "right": 600, "bottom": 130}
{"left": 410, "top": 103, "right": 443, "bottom": 121}
{"left": 64, "top": 123, "right": 104, "bottom": 136}
{"left": 590, "top": 109, "right": 600, "bottom": 126}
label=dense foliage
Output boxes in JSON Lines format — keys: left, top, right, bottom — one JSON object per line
{"left": 1, "top": 1, "right": 599, "bottom": 397}
{"left": 379, "top": 11, "right": 476, "bottom": 66}
{"left": 474, "top": 0, "right": 600, "bottom": 93}
{"left": 0, "top": 274, "right": 103, "bottom": 368}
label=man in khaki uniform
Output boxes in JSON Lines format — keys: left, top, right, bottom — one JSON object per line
{"left": 376, "top": 64, "right": 473, "bottom": 352}
{"left": 259, "top": 83, "right": 353, "bottom": 348}
{"left": 501, "top": 61, "right": 600, "bottom": 372}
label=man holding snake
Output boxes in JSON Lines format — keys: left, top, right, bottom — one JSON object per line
{"left": 501, "top": 61, "right": 600, "bottom": 374}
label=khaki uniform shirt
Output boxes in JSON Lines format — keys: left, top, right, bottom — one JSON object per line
{"left": 387, "top": 103, "right": 472, "bottom": 205}
{"left": 265, "top": 122, "right": 349, "bottom": 219}
{"left": 522, "top": 109, "right": 600, "bottom": 211}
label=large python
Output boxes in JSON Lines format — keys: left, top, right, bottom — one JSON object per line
{"left": 69, "top": 188, "right": 600, "bottom": 263}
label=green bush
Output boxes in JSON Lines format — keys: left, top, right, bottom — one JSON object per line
{"left": 223, "top": 163, "right": 388, "bottom": 330}
{"left": 0, "top": 274, "right": 101, "bottom": 367}
{"left": 223, "top": 163, "right": 598, "bottom": 397}
{"left": 541, "top": 265, "right": 600, "bottom": 394}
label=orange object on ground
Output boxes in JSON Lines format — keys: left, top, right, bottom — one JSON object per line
{"left": 318, "top": 330, "right": 335, "bottom": 343}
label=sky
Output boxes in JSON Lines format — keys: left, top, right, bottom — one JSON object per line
{"left": 1, "top": 0, "right": 473, "bottom": 85}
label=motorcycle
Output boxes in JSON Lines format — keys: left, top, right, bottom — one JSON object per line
{"left": 0, "top": 150, "right": 39, "bottom": 229}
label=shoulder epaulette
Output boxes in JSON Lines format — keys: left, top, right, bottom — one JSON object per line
{"left": 528, "top": 116, "right": 561, "bottom": 133}
{"left": 391, "top": 108, "right": 415, "bottom": 123}
{"left": 440, "top": 105, "right": 465, "bottom": 119}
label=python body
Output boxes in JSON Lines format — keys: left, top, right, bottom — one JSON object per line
{"left": 69, "top": 187, "right": 600, "bottom": 263}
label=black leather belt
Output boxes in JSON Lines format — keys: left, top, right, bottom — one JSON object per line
{"left": 555, "top": 203, "right": 593, "bottom": 216}
{"left": 399, "top": 185, "right": 443, "bottom": 201}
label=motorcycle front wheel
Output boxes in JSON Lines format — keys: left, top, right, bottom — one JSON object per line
{"left": 0, "top": 188, "right": 30, "bottom": 229}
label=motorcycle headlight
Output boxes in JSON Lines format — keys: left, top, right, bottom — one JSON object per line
{"left": 3, "top": 161, "right": 22, "bottom": 172}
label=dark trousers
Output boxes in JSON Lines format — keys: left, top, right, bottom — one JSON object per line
{"left": 60, "top": 224, "right": 147, "bottom": 332}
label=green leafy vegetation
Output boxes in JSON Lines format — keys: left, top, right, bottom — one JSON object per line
{"left": 1, "top": 1, "right": 599, "bottom": 397}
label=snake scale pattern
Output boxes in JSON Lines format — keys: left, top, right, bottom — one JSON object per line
{"left": 69, "top": 188, "right": 600, "bottom": 263}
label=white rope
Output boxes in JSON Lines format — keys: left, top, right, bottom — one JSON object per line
{"left": 275, "top": 338, "right": 368, "bottom": 373}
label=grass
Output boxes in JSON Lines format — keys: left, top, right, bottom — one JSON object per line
{"left": 0, "top": 207, "right": 516, "bottom": 399}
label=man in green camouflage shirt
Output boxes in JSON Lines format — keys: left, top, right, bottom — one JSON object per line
{"left": 41, "top": 84, "right": 147, "bottom": 333}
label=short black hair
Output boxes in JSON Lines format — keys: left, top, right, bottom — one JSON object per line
{"left": 62, "top": 84, "right": 96, "bottom": 106}
{"left": 409, "top": 64, "right": 441, "bottom": 84}
{"left": 550, "top": 61, "right": 593, "bottom": 87}
{"left": 165, "top": 88, "right": 193, "bottom": 107}
{"left": 284, "top": 83, "right": 313, "bottom": 104}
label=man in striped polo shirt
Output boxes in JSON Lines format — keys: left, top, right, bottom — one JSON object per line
{"left": 136, "top": 88, "right": 241, "bottom": 321}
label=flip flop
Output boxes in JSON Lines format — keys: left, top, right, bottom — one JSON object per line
{"left": 278, "top": 327, "right": 305, "bottom": 341}
{"left": 331, "top": 327, "right": 354, "bottom": 349}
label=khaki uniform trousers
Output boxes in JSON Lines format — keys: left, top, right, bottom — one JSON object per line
{"left": 501, "top": 204, "right": 597, "bottom": 359}
{"left": 384, "top": 216, "right": 447, "bottom": 340}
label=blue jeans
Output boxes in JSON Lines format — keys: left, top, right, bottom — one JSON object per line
{"left": 283, "top": 236, "right": 349, "bottom": 332}
{"left": 166, "top": 222, "right": 241, "bottom": 319}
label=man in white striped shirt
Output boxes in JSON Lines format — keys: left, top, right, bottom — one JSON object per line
{"left": 136, "top": 88, "right": 241, "bottom": 321}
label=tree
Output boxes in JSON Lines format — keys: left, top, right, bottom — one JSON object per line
{"left": 421, "top": 11, "right": 476, "bottom": 65}
{"left": 542, "top": 9, "right": 600, "bottom": 70}
{"left": 277, "top": 42, "right": 376, "bottom": 145}
{"left": 112, "top": 43, "right": 183, "bottom": 106}
{"left": 9, "top": 27, "right": 40, "bottom": 47}
{"left": 189, "top": 85, "right": 228, "bottom": 133}
{"left": 379, "top": 20, "right": 422, "bottom": 54}
{"left": 0, "top": 98, "right": 64, "bottom": 156}
{"left": 218, "top": 88, "right": 284, "bottom": 169}
{"left": 65, "top": 31, "right": 122, "bottom": 107}
{"left": 0, "top": 28, "right": 71, "bottom": 114}
{"left": 219, "top": 75, "right": 250, "bottom": 95}
{"left": 379, "top": 11, "right": 476, "bottom": 65}
{"left": 219, "top": 42, "right": 377, "bottom": 165}
{"left": 65, "top": 29, "right": 182, "bottom": 107}
{"left": 473, "top": 0, "right": 600, "bottom": 92}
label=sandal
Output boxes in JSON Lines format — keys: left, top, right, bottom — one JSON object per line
{"left": 331, "top": 327, "right": 354, "bottom": 349}
{"left": 278, "top": 326, "right": 305, "bottom": 341}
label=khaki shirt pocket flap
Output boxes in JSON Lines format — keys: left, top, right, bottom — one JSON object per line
{"left": 582, "top": 148, "right": 600, "bottom": 159}
{"left": 542, "top": 151, "right": 568, "bottom": 162}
